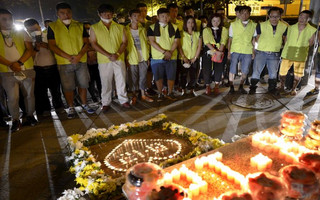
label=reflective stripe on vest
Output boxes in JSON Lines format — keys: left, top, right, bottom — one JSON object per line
{"left": 230, "top": 19, "right": 256, "bottom": 54}
{"left": 257, "top": 20, "right": 287, "bottom": 52}
{"left": 281, "top": 23, "right": 316, "bottom": 62}
{"left": 91, "top": 21, "right": 125, "bottom": 64}
{"left": 0, "top": 31, "right": 33, "bottom": 72}
{"left": 49, "top": 19, "right": 86, "bottom": 65}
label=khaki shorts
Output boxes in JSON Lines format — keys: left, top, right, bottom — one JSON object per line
{"left": 279, "top": 59, "right": 305, "bottom": 77}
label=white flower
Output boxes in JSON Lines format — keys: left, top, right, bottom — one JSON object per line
{"left": 75, "top": 141, "right": 83, "bottom": 149}
{"left": 58, "top": 188, "right": 84, "bottom": 200}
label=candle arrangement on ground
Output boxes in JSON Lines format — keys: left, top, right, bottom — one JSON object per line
{"left": 305, "top": 120, "right": 320, "bottom": 150}
{"left": 279, "top": 110, "right": 306, "bottom": 140}
{"left": 104, "top": 139, "right": 182, "bottom": 173}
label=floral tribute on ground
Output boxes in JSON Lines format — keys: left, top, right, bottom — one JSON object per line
{"left": 58, "top": 114, "right": 224, "bottom": 200}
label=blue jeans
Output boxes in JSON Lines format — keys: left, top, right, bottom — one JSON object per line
{"left": 150, "top": 59, "right": 177, "bottom": 81}
{"left": 230, "top": 53, "right": 252, "bottom": 75}
{"left": 252, "top": 50, "right": 280, "bottom": 80}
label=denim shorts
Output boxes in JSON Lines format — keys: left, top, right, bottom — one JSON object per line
{"left": 316, "top": 53, "right": 320, "bottom": 79}
{"left": 150, "top": 59, "right": 177, "bottom": 81}
{"left": 229, "top": 52, "right": 252, "bottom": 75}
{"left": 58, "top": 62, "right": 89, "bottom": 91}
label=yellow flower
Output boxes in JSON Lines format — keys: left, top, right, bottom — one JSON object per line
{"left": 76, "top": 177, "right": 88, "bottom": 186}
{"left": 70, "top": 134, "right": 82, "bottom": 144}
{"left": 75, "top": 149, "right": 80, "bottom": 154}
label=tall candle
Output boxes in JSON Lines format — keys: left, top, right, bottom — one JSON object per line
{"left": 195, "top": 158, "right": 203, "bottom": 170}
{"left": 189, "top": 184, "right": 199, "bottom": 197}
{"left": 163, "top": 172, "right": 172, "bottom": 185}
{"left": 171, "top": 169, "right": 180, "bottom": 182}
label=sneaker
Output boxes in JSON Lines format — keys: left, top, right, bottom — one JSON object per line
{"left": 130, "top": 96, "right": 137, "bottom": 105}
{"left": 23, "top": 116, "right": 38, "bottom": 126}
{"left": 166, "top": 93, "right": 177, "bottom": 101}
{"left": 205, "top": 85, "right": 211, "bottom": 95}
{"left": 239, "top": 86, "right": 248, "bottom": 94}
{"left": 102, "top": 105, "right": 110, "bottom": 113}
{"left": 181, "top": 89, "right": 186, "bottom": 96}
{"left": 141, "top": 95, "right": 154, "bottom": 102}
{"left": 290, "top": 89, "right": 297, "bottom": 96}
{"left": 191, "top": 90, "right": 198, "bottom": 97}
{"left": 306, "top": 88, "right": 319, "bottom": 96}
{"left": 11, "top": 120, "right": 21, "bottom": 132}
{"left": 157, "top": 93, "right": 165, "bottom": 102}
{"left": 249, "top": 86, "right": 257, "bottom": 95}
{"left": 82, "top": 104, "right": 95, "bottom": 114}
{"left": 145, "top": 88, "right": 157, "bottom": 96}
{"left": 67, "top": 107, "right": 76, "bottom": 119}
{"left": 122, "top": 102, "right": 131, "bottom": 108}
{"left": 162, "top": 88, "right": 168, "bottom": 96}
{"left": 213, "top": 87, "right": 220, "bottom": 95}
{"left": 229, "top": 86, "right": 235, "bottom": 94}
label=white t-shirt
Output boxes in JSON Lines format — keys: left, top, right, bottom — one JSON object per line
{"left": 130, "top": 28, "right": 144, "bottom": 62}
{"left": 33, "top": 32, "right": 56, "bottom": 66}
{"left": 1, "top": 30, "right": 31, "bottom": 71}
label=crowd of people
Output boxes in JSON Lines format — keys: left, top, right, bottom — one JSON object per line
{"left": 0, "top": 2, "right": 319, "bottom": 132}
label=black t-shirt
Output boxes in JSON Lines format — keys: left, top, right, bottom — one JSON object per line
{"left": 47, "top": 24, "right": 89, "bottom": 40}
{"left": 147, "top": 26, "right": 181, "bottom": 39}
{"left": 256, "top": 23, "right": 287, "bottom": 36}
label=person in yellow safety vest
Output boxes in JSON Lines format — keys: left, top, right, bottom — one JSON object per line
{"left": 249, "top": 7, "right": 288, "bottom": 95}
{"left": 48, "top": 2, "right": 95, "bottom": 119}
{"left": 183, "top": 6, "right": 202, "bottom": 31}
{"left": 306, "top": 29, "right": 320, "bottom": 96}
{"left": 147, "top": 8, "right": 180, "bottom": 101}
{"left": 279, "top": 10, "right": 317, "bottom": 96}
{"left": 227, "top": 6, "right": 257, "bottom": 94}
{"left": 89, "top": 4, "right": 131, "bottom": 113}
{"left": 0, "top": 8, "right": 37, "bottom": 132}
{"left": 178, "top": 15, "right": 202, "bottom": 97}
{"left": 126, "top": 9, "right": 154, "bottom": 104}
{"left": 136, "top": 3, "right": 157, "bottom": 97}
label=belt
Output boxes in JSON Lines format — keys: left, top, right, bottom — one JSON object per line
{"left": 256, "top": 50, "right": 280, "bottom": 55}
{"left": 34, "top": 65, "right": 57, "bottom": 70}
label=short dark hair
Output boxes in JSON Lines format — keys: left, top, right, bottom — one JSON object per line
{"left": 136, "top": 3, "right": 147, "bottom": 9}
{"left": 235, "top": 5, "right": 242, "bottom": 12}
{"left": 183, "top": 15, "right": 196, "bottom": 32}
{"left": 0, "top": 8, "right": 12, "bottom": 15}
{"left": 24, "top": 18, "right": 39, "bottom": 27}
{"left": 199, "top": 15, "right": 208, "bottom": 20}
{"left": 44, "top": 19, "right": 52, "bottom": 24}
{"left": 129, "top": 9, "right": 140, "bottom": 17}
{"left": 239, "top": 5, "right": 251, "bottom": 13}
{"left": 56, "top": 2, "right": 71, "bottom": 11}
{"left": 97, "top": 4, "right": 114, "bottom": 14}
{"left": 157, "top": 8, "right": 169, "bottom": 16}
{"left": 300, "top": 10, "right": 313, "bottom": 18}
{"left": 183, "top": 6, "right": 193, "bottom": 13}
{"left": 83, "top": 21, "right": 91, "bottom": 25}
{"left": 167, "top": 3, "right": 178, "bottom": 10}
{"left": 216, "top": 8, "right": 225, "bottom": 12}
{"left": 267, "top": 7, "right": 283, "bottom": 16}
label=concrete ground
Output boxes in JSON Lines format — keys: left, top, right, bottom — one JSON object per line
{"left": 1, "top": 75, "right": 320, "bottom": 200}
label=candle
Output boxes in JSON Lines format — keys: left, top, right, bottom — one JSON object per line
{"left": 189, "top": 184, "right": 199, "bottom": 197}
{"left": 164, "top": 172, "right": 172, "bottom": 185}
{"left": 201, "top": 156, "right": 209, "bottom": 167}
{"left": 199, "top": 181, "right": 208, "bottom": 194}
{"left": 214, "top": 162, "right": 223, "bottom": 174}
{"left": 171, "top": 169, "right": 180, "bottom": 182}
{"left": 186, "top": 170, "right": 194, "bottom": 182}
{"left": 221, "top": 165, "right": 230, "bottom": 178}
{"left": 227, "top": 170, "right": 235, "bottom": 182}
{"left": 208, "top": 157, "right": 216, "bottom": 169}
{"left": 250, "top": 153, "right": 272, "bottom": 171}
{"left": 179, "top": 164, "right": 188, "bottom": 179}
{"left": 195, "top": 158, "right": 203, "bottom": 170}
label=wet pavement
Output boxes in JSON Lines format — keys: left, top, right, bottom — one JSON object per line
{"left": 1, "top": 75, "right": 320, "bottom": 200}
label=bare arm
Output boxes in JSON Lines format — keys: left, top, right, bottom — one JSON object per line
{"left": 19, "top": 41, "right": 34, "bottom": 63}
{"left": 309, "top": 33, "right": 316, "bottom": 46}
{"left": 148, "top": 36, "right": 166, "bottom": 54}
{"left": 227, "top": 38, "right": 232, "bottom": 59}
{"left": 89, "top": 29, "right": 112, "bottom": 59}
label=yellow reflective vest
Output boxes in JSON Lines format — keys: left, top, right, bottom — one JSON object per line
{"left": 230, "top": 19, "right": 256, "bottom": 54}
{"left": 0, "top": 30, "right": 33, "bottom": 72}
{"left": 203, "top": 27, "right": 228, "bottom": 49}
{"left": 91, "top": 21, "right": 125, "bottom": 64}
{"left": 180, "top": 31, "right": 201, "bottom": 59}
{"left": 126, "top": 24, "right": 150, "bottom": 65}
{"left": 281, "top": 23, "right": 316, "bottom": 62}
{"left": 49, "top": 19, "right": 87, "bottom": 65}
{"left": 257, "top": 20, "right": 287, "bottom": 52}
{"left": 149, "top": 23, "right": 179, "bottom": 60}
